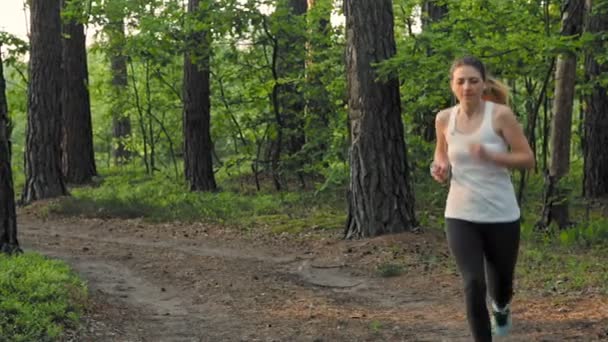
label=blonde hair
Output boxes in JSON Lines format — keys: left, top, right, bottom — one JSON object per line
{"left": 483, "top": 77, "right": 509, "bottom": 105}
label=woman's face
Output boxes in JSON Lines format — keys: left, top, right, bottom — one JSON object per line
{"left": 451, "top": 65, "right": 484, "bottom": 104}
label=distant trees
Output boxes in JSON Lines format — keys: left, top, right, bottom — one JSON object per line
{"left": 3, "top": 0, "right": 608, "bottom": 238}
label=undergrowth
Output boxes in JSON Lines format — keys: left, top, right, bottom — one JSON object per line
{"left": 0, "top": 253, "right": 87, "bottom": 342}
{"left": 48, "top": 166, "right": 346, "bottom": 235}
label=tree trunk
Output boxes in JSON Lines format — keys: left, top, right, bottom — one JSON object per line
{"left": 583, "top": 0, "right": 608, "bottom": 198}
{"left": 61, "top": 1, "right": 97, "bottom": 184}
{"left": 304, "top": 0, "right": 332, "bottom": 164}
{"left": 268, "top": 0, "right": 308, "bottom": 189}
{"left": 183, "top": 0, "right": 217, "bottom": 192}
{"left": 418, "top": 0, "right": 449, "bottom": 142}
{"left": 538, "top": 0, "right": 584, "bottom": 229}
{"left": 518, "top": 60, "right": 555, "bottom": 204}
{"left": 107, "top": 8, "right": 131, "bottom": 164}
{"left": 0, "top": 46, "right": 21, "bottom": 254}
{"left": 344, "top": 0, "right": 417, "bottom": 239}
{"left": 22, "top": 0, "right": 68, "bottom": 203}
{"left": 422, "top": 0, "right": 448, "bottom": 29}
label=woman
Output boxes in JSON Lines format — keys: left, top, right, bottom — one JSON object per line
{"left": 431, "top": 56, "right": 534, "bottom": 342}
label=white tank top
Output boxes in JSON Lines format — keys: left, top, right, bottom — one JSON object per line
{"left": 445, "top": 101, "right": 520, "bottom": 222}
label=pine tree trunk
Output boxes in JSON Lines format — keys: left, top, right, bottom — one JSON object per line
{"left": 344, "top": 0, "right": 417, "bottom": 238}
{"left": 107, "top": 12, "right": 131, "bottom": 164}
{"left": 538, "top": 0, "right": 584, "bottom": 229}
{"left": 23, "top": 0, "right": 68, "bottom": 203}
{"left": 583, "top": 0, "right": 608, "bottom": 198}
{"left": 0, "top": 46, "right": 21, "bottom": 254}
{"left": 183, "top": 0, "right": 217, "bottom": 192}
{"left": 305, "top": 0, "right": 332, "bottom": 161}
{"left": 61, "top": 5, "right": 97, "bottom": 184}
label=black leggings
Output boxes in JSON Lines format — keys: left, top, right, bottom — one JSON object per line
{"left": 446, "top": 218, "right": 520, "bottom": 342}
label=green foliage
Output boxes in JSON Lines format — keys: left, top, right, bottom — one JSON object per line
{"left": 369, "top": 320, "right": 383, "bottom": 333}
{"left": 2, "top": 61, "right": 28, "bottom": 196}
{"left": 557, "top": 219, "right": 608, "bottom": 246}
{"left": 384, "top": 0, "right": 566, "bottom": 146}
{"left": 0, "top": 32, "right": 29, "bottom": 65}
{"left": 0, "top": 253, "right": 87, "bottom": 341}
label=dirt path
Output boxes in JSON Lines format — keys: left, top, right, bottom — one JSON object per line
{"left": 18, "top": 214, "right": 608, "bottom": 342}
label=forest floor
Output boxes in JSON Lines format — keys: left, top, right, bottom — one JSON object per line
{"left": 18, "top": 207, "right": 608, "bottom": 342}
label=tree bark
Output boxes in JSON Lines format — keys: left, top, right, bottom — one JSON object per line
{"left": 344, "top": 0, "right": 417, "bottom": 238}
{"left": 22, "top": 0, "right": 68, "bottom": 203}
{"left": 0, "top": 45, "right": 21, "bottom": 254}
{"left": 107, "top": 7, "right": 131, "bottom": 164}
{"left": 583, "top": 0, "right": 608, "bottom": 198}
{"left": 183, "top": 0, "right": 217, "bottom": 192}
{"left": 61, "top": 1, "right": 97, "bottom": 184}
{"left": 538, "top": 0, "right": 584, "bottom": 229}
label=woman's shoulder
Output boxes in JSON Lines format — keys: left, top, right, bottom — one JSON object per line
{"left": 489, "top": 102, "right": 520, "bottom": 131}
{"left": 490, "top": 102, "right": 515, "bottom": 118}
{"left": 436, "top": 106, "right": 456, "bottom": 126}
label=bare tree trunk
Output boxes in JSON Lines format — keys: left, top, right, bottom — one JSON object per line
{"left": 538, "top": 0, "right": 584, "bottom": 230}
{"left": 344, "top": 0, "right": 417, "bottom": 238}
{"left": 582, "top": 0, "right": 608, "bottom": 198}
{"left": 61, "top": 0, "right": 97, "bottom": 184}
{"left": 22, "top": 0, "right": 68, "bottom": 203}
{"left": 0, "top": 46, "right": 21, "bottom": 254}
{"left": 183, "top": 0, "right": 217, "bottom": 192}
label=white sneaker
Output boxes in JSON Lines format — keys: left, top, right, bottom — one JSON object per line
{"left": 491, "top": 302, "right": 512, "bottom": 337}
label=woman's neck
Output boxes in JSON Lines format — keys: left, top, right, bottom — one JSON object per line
{"left": 460, "top": 100, "right": 484, "bottom": 118}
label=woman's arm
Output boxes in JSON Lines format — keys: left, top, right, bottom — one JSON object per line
{"left": 432, "top": 110, "right": 451, "bottom": 183}
{"left": 472, "top": 106, "right": 535, "bottom": 170}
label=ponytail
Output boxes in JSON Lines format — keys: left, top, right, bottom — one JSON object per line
{"left": 483, "top": 77, "right": 509, "bottom": 105}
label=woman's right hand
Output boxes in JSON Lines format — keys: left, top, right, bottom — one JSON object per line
{"left": 430, "top": 160, "right": 450, "bottom": 183}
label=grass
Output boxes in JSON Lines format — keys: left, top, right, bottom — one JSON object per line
{"left": 0, "top": 253, "right": 87, "bottom": 342}
{"left": 517, "top": 219, "right": 608, "bottom": 295}
{"left": 518, "top": 244, "right": 608, "bottom": 295}
{"left": 376, "top": 263, "right": 406, "bottom": 277}
{"left": 47, "top": 166, "right": 347, "bottom": 235}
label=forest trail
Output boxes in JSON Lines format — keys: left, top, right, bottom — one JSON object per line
{"left": 18, "top": 213, "right": 608, "bottom": 342}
